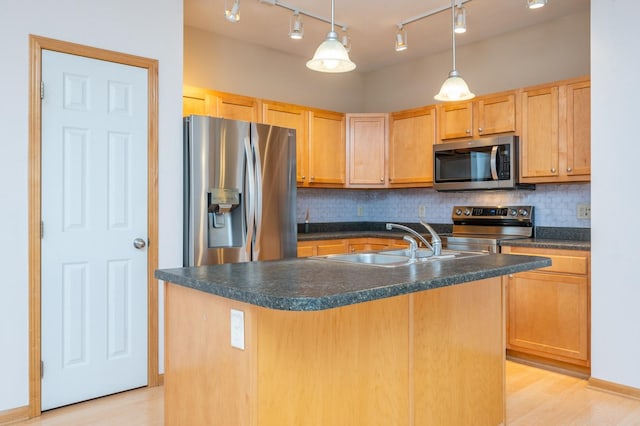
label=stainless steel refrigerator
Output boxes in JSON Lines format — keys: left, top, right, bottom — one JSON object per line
{"left": 183, "top": 115, "right": 297, "bottom": 266}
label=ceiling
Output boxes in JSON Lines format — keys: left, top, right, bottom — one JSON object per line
{"left": 184, "top": 0, "right": 590, "bottom": 72}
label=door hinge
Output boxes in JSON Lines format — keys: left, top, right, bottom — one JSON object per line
{"left": 41, "top": 360, "right": 44, "bottom": 379}
{"left": 40, "top": 81, "right": 44, "bottom": 100}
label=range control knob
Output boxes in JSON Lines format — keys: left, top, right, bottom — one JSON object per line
{"left": 464, "top": 209, "right": 472, "bottom": 216}
{"left": 455, "top": 208, "right": 463, "bottom": 216}
{"left": 510, "top": 209, "right": 518, "bottom": 216}
{"left": 518, "top": 208, "right": 529, "bottom": 217}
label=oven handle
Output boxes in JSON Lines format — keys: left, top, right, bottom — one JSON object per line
{"left": 490, "top": 145, "right": 499, "bottom": 180}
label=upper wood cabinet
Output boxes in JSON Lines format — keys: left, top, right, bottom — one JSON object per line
{"left": 520, "top": 77, "right": 590, "bottom": 183}
{"left": 182, "top": 86, "right": 260, "bottom": 122}
{"left": 308, "top": 109, "right": 346, "bottom": 186}
{"left": 389, "top": 106, "right": 436, "bottom": 187}
{"left": 438, "top": 91, "right": 517, "bottom": 142}
{"left": 262, "top": 101, "right": 309, "bottom": 185}
{"left": 346, "top": 113, "right": 388, "bottom": 188}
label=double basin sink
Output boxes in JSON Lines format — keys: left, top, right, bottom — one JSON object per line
{"left": 310, "top": 248, "right": 487, "bottom": 268}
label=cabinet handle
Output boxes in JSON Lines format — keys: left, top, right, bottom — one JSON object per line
{"left": 551, "top": 168, "right": 557, "bottom": 173}
{"left": 465, "top": 129, "right": 471, "bottom": 134}
{"left": 478, "top": 127, "right": 483, "bottom": 133}
{"left": 380, "top": 177, "right": 384, "bottom": 182}
{"left": 301, "top": 175, "right": 306, "bottom": 179}
{"left": 310, "top": 176, "right": 315, "bottom": 180}
{"left": 567, "top": 167, "right": 573, "bottom": 173}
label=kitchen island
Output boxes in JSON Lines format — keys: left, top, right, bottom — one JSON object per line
{"left": 156, "top": 253, "right": 550, "bottom": 426}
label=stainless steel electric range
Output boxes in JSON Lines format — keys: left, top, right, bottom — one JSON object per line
{"left": 442, "top": 205, "right": 534, "bottom": 254}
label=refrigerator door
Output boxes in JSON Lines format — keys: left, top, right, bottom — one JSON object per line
{"left": 184, "top": 116, "right": 251, "bottom": 266}
{"left": 251, "top": 123, "right": 297, "bottom": 261}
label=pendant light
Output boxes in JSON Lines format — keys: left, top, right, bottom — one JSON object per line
{"left": 434, "top": 0, "right": 474, "bottom": 101}
{"left": 306, "top": 0, "right": 356, "bottom": 73}
{"left": 527, "top": 0, "right": 547, "bottom": 9}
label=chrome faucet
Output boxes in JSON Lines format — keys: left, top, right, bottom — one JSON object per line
{"left": 420, "top": 221, "right": 442, "bottom": 256}
{"left": 402, "top": 236, "right": 419, "bottom": 261}
{"left": 385, "top": 223, "right": 432, "bottom": 258}
{"left": 385, "top": 222, "right": 442, "bottom": 257}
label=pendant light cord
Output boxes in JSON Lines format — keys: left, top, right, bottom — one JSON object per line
{"left": 331, "top": 0, "right": 335, "bottom": 33}
{"left": 451, "top": 0, "right": 456, "bottom": 71}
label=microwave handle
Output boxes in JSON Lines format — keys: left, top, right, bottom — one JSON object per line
{"left": 490, "top": 146, "right": 499, "bottom": 180}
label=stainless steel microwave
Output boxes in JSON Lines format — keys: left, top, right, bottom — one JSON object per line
{"left": 433, "top": 135, "right": 534, "bottom": 191}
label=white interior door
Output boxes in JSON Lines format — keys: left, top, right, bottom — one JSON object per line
{"left": 41, "top": 50, "right": 149, "bottom": 411}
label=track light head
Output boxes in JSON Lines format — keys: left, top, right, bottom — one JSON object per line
{"left": 289, "top": 11, "right": 304, "bottom": 39}
{"left": 225, "top": 0, "right": 240, "bottom": 22}
{"left": 395, "top": 25, "right": 408, "bottom": 52}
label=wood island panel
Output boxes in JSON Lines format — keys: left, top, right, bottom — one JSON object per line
{"left": 165, "top": 276, "right": 505, "bottom": 425}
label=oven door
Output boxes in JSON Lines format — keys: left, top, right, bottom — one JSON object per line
{"left": 443, "top": 236, "right": 499, "bottom": 254}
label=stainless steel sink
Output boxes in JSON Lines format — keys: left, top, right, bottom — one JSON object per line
{"left": 309, "top": 249, "right": 487, "bottom": 268}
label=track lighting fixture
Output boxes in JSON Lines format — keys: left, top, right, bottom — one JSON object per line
{"left": 526, "top": 0, "right": 547, "bottom": 9}
{"left": 395, "top": 25, "right": 408, "bottom": 52}
{"left": 434, "top": 0, "right": 474, "bottom": 101}
{"left": 224, "top": 0, "right": 240, "bottom": 23}
{"left": 454, "top": 4, "right": 466, "bottom": 34}
{"left": 289, "top": 11, "right": 304, "bottom": 40}
{"left": 306, "top": 0, "right": 356, "bottom": 73}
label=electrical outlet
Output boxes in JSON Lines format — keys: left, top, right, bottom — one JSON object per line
{"left": 577, "top": 204, "right": 591, "bottom": 219}
{"left": 418, "top": 205, "right": 426, "bottom": 218}
{"left": 230, "top": 309, "right": 245, "bottom": 350}
{"left": 357, "top": 205, "right": 364, "bottom": 217}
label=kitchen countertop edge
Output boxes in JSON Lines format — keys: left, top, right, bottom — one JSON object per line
{"left": 156, "top": 255, "right": 551, "bottom": 311}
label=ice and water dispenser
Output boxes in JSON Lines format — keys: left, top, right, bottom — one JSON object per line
{"left": 207, "top": 188, "right": 244, "bottom": 248}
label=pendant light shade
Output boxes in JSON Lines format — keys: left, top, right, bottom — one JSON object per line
{"left": 434, "top": 70, "right": 474, "bottom": 101}
{"left": 225, "top": 0, "right": 240, "bottom": 23}
{"left": 306, "top": 0, "right": 356, "bottom": 73}
{"left": 527, "top": 0, "right": 547, "bottom": 9}
{"left": 434, "top": 0, "right": 474, "bottom": 101}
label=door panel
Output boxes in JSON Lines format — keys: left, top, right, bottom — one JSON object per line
{"left": 41, "top": 50, "right": 148, "bottom": 410}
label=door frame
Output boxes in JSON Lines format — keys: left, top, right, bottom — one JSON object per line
{"left": 28, "top": 35, "right": 160, "bottom": 418}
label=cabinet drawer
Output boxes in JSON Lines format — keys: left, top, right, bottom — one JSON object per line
{"left": 502, "top": 246, "right": 589, "bottom": 275}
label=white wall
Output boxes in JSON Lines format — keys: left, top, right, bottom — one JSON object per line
{"left": 0, "top": 0, "right": 184, "bottom": 412}
{"left": 364, "top": 10, "right": 590, "bottom": 112}
{"left": 184, "top": 26, "right": 365, "bottom": 113}
{"left": 591, "top": 0, "right": 640, "bottom": 389}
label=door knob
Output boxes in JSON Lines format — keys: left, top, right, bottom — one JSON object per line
{"left": 133, "top": 238, "right": 147, "bottom": 249}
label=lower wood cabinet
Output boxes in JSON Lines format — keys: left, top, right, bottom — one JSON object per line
{"left": 502, "top": 246, "right": 590, "bottom": 372}
{"left": 297, "top": 237, "right": 409, "bottom": 257}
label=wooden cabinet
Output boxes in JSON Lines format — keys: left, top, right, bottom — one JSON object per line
{"left": 438, "top": 91, "right": 517, "bottom": 142}
{"left": 297, "top": 239, "right": 349, "bottom": 257}
{"left": 389, "top": 106, "right": 436, "bottom": 187}
{"left": 297, "top": 237, "right": 409, "bottom": 258}
{"left": 346, "top": 113, "right": 388, "bottom": 188}
{"left": 520, "top": 77, "right": 590, "bottom": 183}
{"left": 183, "top": 86, "right": 260, "bottom": 121}
{"left": 262, "top": 101, "right": 309, "bottom": 185}
{"left": 308, "top": 109, "right": 346, "bottom": 186}
{"left": 503, "top": 246, "right": 590, "bottom": 372}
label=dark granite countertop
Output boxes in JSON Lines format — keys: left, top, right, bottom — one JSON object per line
{"left": 297, "top": 223, "right": 591, "bottom": 251}
{"left": 155, "top": 254, "right": 550, "bottom": 311}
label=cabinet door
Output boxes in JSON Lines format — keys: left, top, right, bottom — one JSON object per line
{"left": 565, "top": 81, "right": 591, "bottom": 178}
{"left": 262, "top": 102, "right": 308, "bottom": 185}
{"left": 507, "top": 272, "right": 589, "bottom": 363}
{"left": 347, "top": 114, "right": 387, "bottom": 187}
{"left": 477, "top": 93, "right": 516, "bottom": 136}
{"left": 183, "top": 85, "right": 215, "bottom": 116}
{"left": 520, "top": 86, "right": 559, "bottom": 179}
{"left": 308, "top": 110, "right": 345, "bottom": 186}
{"left": 215, "top": 92, "right": 260, "bottom": 122}
{"left": 297, "top": 243, "right": 316, "bottom": 258}
{"left": 316, "top": 240, "right": 349, "bottom": 255}
{"left": 389, "top": 107, "right": 435, "bottom": 186}
{"left": 438, "top": 101, "right": 473, "bottom": 140}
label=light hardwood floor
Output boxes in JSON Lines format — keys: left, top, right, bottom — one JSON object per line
{"left": 11, "top": 361, "right": 640, "bottom": 425}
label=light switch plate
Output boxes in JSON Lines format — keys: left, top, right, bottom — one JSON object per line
{"left": 230, "top": 309, "right": 245, "bottom": 350}
{"left": 577, "top": 204, "right": 591, "bottom": 219}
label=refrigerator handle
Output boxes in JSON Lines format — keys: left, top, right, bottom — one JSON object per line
{"left": 252, "top": 139, "right": 263, "bottom": 260}
{"left": 243, "top": 136, "right": 256, "bottom": 260}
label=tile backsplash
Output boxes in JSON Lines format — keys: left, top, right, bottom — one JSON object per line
{"left": 297, "top": 183, "right": 590, "bottom": 228}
